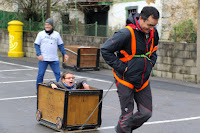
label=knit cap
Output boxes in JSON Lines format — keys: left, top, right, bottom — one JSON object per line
{"left": 45, "top": 18, "right": 53, "bottom": 27}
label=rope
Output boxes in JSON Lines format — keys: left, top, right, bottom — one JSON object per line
{"left": 79, "top": 81, "right": 115, "bottom": 130}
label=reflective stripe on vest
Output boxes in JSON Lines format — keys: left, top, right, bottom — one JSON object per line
{"left": 113, "top": 26, "right": 157, "bottom": 92}
{"left": 119, "top": 26, "right": 136, "bottom": 62}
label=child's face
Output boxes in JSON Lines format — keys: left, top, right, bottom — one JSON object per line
{"left": 62, "top": 74, "right": 75, "bottom": 87}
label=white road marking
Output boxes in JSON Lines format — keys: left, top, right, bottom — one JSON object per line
{"left": 0, "top": 68, "right": 35, "bottom": 72}
{"left": 2, "top": 61, "right": 200, "bottom": 130}
{"left": 98, "top": 116, "right": 200, "bottom": 130}
{"left": 104, "top": 89, "right": 117, "bottom": 92}
{"left": 0, "top": 61, "right": 52, "bottom": 72}
{"left": 0, "top": 79, "right": 55, "bottom": 84}
{"left": 76, "top": 75, "right": 113, "bottom": 83}
{"left": 1, "top": 95, "right": 200, "bottom": 128}
{"left": 0, "top": 96, "right": 36, "bottom": 101}
{"left": 144, "top": 117, "right": 200, "bottom": 125}
{"left": 0, "top": 78, "right": 113, "bottom": 84}
{"left": 0, "top": 61, "right": 36, "bottom": 69}
{"left": 0, "top": 61, "right": 112, "bottom": 83}
{"left": 0, "top": 75, "right": 113, "bottom": 84}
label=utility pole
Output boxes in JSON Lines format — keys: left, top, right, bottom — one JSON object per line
{"left": 197, "top": 0, "right": 200, "bottom": 83}
{"left": 75, "top": 0, "right": 79, "bottom": 34}
{"left": 46, "top": 0, "right": 51, "bottom": 19}
{"left": 18, "top": 0, "right": 20, "bottom": 12}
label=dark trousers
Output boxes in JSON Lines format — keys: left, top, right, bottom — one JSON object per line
{"left": 115, "top": 82, "right": 152, "bottom": 133}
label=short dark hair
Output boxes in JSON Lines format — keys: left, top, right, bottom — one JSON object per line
{"left": 61, "top": 70, "right": 74, "bottom": 79}
{"left": 140, "top": 6, "right": 160, "bottom": 21}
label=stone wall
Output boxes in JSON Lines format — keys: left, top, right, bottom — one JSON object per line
{"left": 0, "top": 0, "right": 16, "bottom": 12}
{"left": 0, "top": 29, "right": 9, "bottom": 53}
{"left": 0, "top": 29, "right": 197, "bottom": 82}
{"left": 160, "top": 0, "right": 198, "bottom": 41}
{"left": 153, "top": 42, "right": 197, "bottom": 82}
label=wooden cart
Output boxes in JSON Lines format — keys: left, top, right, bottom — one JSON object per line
{"left": 36, "top": 84, "right": 103, "bottom": 132}
{"left": 62, "top": 45, "right": 100, "bottom": 71}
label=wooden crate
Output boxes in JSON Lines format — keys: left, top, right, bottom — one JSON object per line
{"left": 36, "top": 84, "right": 103, "bottom": 131}
{"left": 62, "top": 45, "right": 100, "bottom": 71}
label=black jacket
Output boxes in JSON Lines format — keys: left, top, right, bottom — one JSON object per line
{"left": 101, "top": 13, "right": 159, "bottom": 89}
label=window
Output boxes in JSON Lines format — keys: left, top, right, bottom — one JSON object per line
{"left": 126, "top": 6, "right": 138, "bottom": 18}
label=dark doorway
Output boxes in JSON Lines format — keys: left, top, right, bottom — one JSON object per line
{"left": 85, "top": 11, "right": 107, "bottom": 25}
{"left": 84, "top": 6, "right": 109, "bottom": 37}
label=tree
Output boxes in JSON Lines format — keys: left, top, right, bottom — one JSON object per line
{"left": 13, "top": 0, "right": 47, "bottom": 22}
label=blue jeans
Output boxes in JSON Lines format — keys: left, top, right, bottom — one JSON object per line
{"left": 36, "top": 61, "right": 61, "bottom": 90}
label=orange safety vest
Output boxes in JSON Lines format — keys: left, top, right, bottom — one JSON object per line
{"left": 113, "top": 26, "right": 158, "bottom": 92}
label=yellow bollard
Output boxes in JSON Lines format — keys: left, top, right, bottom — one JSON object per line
{"left": 8, "top": 20, "right": 24, "bottom": 57}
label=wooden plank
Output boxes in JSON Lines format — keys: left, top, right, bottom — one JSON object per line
{"left": 64, "top": 45, "right": 98, "bottom": 68}
{"left": 80, "top": 48, "right": 97, "bottom": 55}
{"left": 66, "top": 95, "right": 100, "bottom": 126}
{"left": 38, "top": 85, "right": 65, "bottom": 123}
{"left": 64, "top": 50, "right": 77, "bottom": 66}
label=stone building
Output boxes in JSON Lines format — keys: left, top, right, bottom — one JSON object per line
{"left": 51, "top": 0, "right": 198, "bottom": 41}
{"left": 158, "top": 0, "right": 198, "bottom": 41}
{"left": 0, "top": 0, "right": 198, "bottom": 41}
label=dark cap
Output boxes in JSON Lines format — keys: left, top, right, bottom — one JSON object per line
{"left": 45, "top": 18, "right": 53, "bottom": 27}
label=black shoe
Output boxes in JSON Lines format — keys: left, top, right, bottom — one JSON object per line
{"left": 115, "top": 123, "right": 124, "bottom": 133}
{"left": 116, "top": 121, "right": 132, "bottom": 133}
{"left": 115, "top": 126, "right": 118, "bottom": 133}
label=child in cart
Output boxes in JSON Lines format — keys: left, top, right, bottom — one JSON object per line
{"left": 48, "top": 71, "right": 90, "bottom": 90}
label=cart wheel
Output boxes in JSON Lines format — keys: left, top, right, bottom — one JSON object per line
{"left": 36, "top": 110, "right": 42, "bottom": 121}
{"left": 74, "top": 66, "right": 81, "bottom": 72}
{"left": 94, "top": 67, "right": 100, "bottom": 71}
{"left": 76, "top": 68, "right": 81, "bottom": 72}
{"left": 56, "top": 117, "right": 63, "bottom": 129}
{"left": 72, "top": 67, "right": 76, "bottom": 71}
{"left": 62, "top": 63, "right": 67, "bottom": 69}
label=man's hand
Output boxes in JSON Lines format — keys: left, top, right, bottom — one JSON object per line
{"left": 38, "top": 55, "right": 43, "bottom": 61}
{"left": 150, "top": 62, "right": 153, "bottom": 67}
{"left": 64, "top": 54, "right": 69, "bottom": 62}
{"left": 124, "top": 67, "right": 128, "bottom": 72}
{"left": 51, "top": 83, "right": 58, "bottom": 89}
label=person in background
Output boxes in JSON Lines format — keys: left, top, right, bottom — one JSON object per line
{"left": 48, "top": 71, "right": 90, "bottom": 90}
{"left": 34, "top": 18, "right": 69, "bottom": 91}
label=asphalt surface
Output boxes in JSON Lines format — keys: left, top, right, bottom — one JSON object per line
{"left": 0, "top": 53, "right": 200, "bottom": 133}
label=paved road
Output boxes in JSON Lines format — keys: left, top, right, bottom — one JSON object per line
{"left": 0, "top": 54, "right": 200, "bottom": 133}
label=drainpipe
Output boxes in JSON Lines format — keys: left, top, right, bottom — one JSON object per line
{"left": 18, "top": 0, "right": 20, "bottom": 12}
{"left": 95, "top": 21, "right": 98, "bottom": 36}
{"left": 75, "top": 0, "right": 79, "bottom": 35}
{"left": 197, "top": 0, "right": 200, "bottom": 84}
